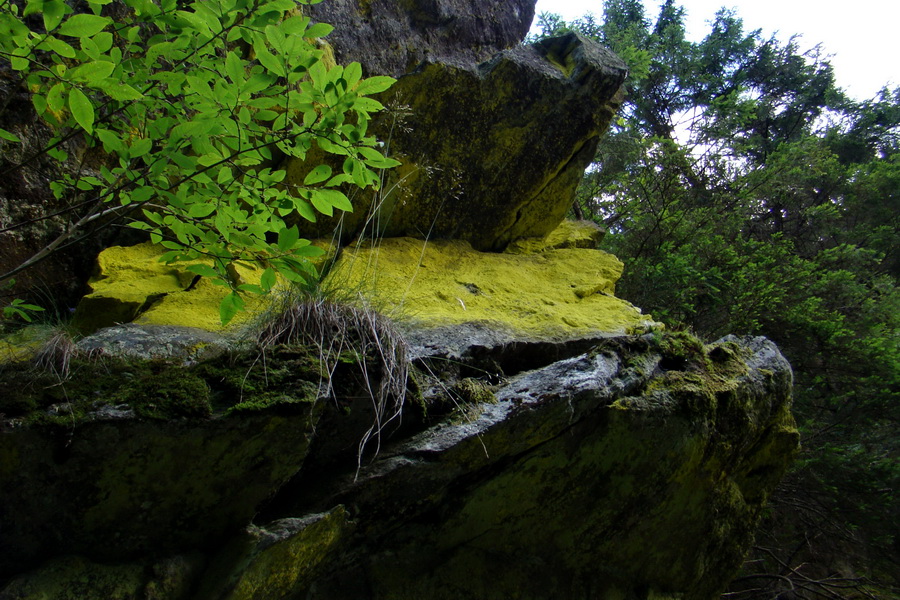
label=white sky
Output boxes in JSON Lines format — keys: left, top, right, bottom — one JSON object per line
{"left": 531, "top": 0, "right": 899, "bottom": 101}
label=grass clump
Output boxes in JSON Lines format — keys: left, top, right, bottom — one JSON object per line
{"left": 252, "top": 291, "right": 411, "bottom": 462}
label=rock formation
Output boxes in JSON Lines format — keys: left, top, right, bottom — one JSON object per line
{"left": 0, "top": 316, "right": 797, "bottom": 600}
{"left": 0, "top": 0, "right": 800, "bottom": 598}
{"left": 362, "top": 34, "right": 626, "bottom": 250}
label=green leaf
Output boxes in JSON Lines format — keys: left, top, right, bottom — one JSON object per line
{"left": 293, "top": 244, "right": 325, "bottom": 257}
{"left": 186, "top": 264, "right": 219, "bottom": 278}
{"left": 58, "top": 13, "right": 111, "bottom": 37}
{"left": 188, "top": 202, "right": 217, "bottom": 218}
{"left": 296, "top": 200, "right": 316, "bottom": 222}
{"left": 0, "top": 128, "right": 20, "bottom": 143}
{"left": 264, "top": 24, "right": 286, "bottom": 53}
{"left": 314, "top": 188, "right": 352, "bottom": 212}
{"left": 68, "top": 60, "right": 115, "bottom": 83}
{"left": 343, "top": 62, "right": 362, "bottom": 88}
{"left": 352, "top": 96, "right": 384, "bottom": 113}
{"left": 355, "top": 75, "right": 395, "bottom": 95}
{"left": 95, "top": 128, "right": 124, "bottom": 153}
{"left": 277, "top": 225, "right": 299, "bottom": 252}
{"left": 304, "top": 22, "right": 333, "bottom": 38}
{"left": 219, "top": 291, "right": 245, "bottom": 325}
{"left": 99, "top": 82, "right": 144, "bottom": 101}
{"left": 303, "top": 164, "right": 332, "bottom": 185}
{"left": 308, "top": 60, "right": 326, "bottom": 89}
{"left": 258, "top": 0, "right": 296, "bottom": 15}
{"left": 68, "top": 87, "right": 95, "bottom": 133}
{"left": 42, "top": 0, "right": 67, "bottom": 32}
{"left": 43, "top": 35, "right": 76, "bottom": 58}
{"left": 130, "top": 137, "right": 153, "bottom": 157}
{"left": 280, "top": 15, "right": 310, "bottom": 34}
{"left": 225, "top": 50, "right": 244, "bottom": 86}
{"left": 310, "top": 191, "right": 334, "bottom": 216}
{"left": 93, "top": 31, "right": 113, "bottom": 52}
{"left": 260, "top": 267, "right": 276, "bottom": 291}
{"left": 10, "top": 51, "right": 29, "bottom": 71}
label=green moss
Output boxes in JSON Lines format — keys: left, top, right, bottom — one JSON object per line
{"left": 118, "top": 370, "right": 213, "bottom": 419}
{"left": 450, "top": 378, "right": 496, "bottom": 405}
{"left": 0, "top": 556, "right": 148, "bottom": 600}
{"left": 0, "top": 341, "right": 338, "bottom": 427}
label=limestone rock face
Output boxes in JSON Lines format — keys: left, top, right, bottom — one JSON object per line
{"left": 291, "top": 33, "right": 627, "bottom": 250}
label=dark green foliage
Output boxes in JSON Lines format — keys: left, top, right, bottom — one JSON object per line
{"left": 535, "top": 2, "right": 899, "bottom": 596}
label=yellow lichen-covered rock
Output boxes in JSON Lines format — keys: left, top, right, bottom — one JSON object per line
{"left": 504, "top": 219, "right": 605, "bottom": 254}
{"left": 327, "top": 235, "right": 654, "bottom": 338}
{"left": 71, "top": 242, "right": 270, "bottom": 333}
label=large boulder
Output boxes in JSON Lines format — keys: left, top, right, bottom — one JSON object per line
{"left": 289, "top": 33, "right": 628, "bottom": 250}
{"left": 0, "top": 330, "right": 798, "bottom": 599}
{"left": 288, "top": 335, "right": 798, "bottom": 600}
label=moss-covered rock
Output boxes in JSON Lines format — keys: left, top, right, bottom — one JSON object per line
{"left": 293, "top": 334, "right": 798, "bottom": 600}
{"left": 196, "top": 507, "right": 351, "bottom": 600}
{"left": 0, "top": 554, "right": 203, "bottom": 600}
{"left": 0, "top": 346, "right": 329, "bottom": 578}
{"left": 69, "top": 242, "right": 271, "bottom": 334}
{"left": 328, "top": 232, "right": 655, "bottom": 338}
{"left": 287, "top": 34, "right": 627, "bottom": 250}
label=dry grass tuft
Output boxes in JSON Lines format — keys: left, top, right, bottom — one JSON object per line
{"left": 32, "top": 329, "right": 80, "bottom": 378}
{"left": 255, "top": 292, "right": 410, "bottom": 470}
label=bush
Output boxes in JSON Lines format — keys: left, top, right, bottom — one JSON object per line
{"left": 0, "top": 0, "right": 399, "bottom": 323}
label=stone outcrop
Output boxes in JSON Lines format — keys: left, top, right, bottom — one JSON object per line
{"left": 0, "top": 349, "right": 325, "bottom": 576}
{"left": 0, "top": 327, "right": 798, "bottom": 599}
{"left": 0, "top": 1, "right": 800, "bottom": 598}
{"left": 290, "top": 32, "right": 627, "bottom": 250}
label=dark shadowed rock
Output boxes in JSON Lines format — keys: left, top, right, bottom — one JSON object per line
{"left": 228, "top": 334, "right": 799, "bottom": 600}
{"left": 0, "top": 329, "right": 798, "bottom": 599}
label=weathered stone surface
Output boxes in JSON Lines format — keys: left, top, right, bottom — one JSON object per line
{"left": 305, "top": 0, "right": 535, "bottom": 77}
{"left": 276, "top": 334, "right": 799, "bottom": 600}
{"left": 195, "top": 508, "right": 351, "bottom": 600}
{"left": 76, "top": 324, "right": 234, "bottom": 363}
{"left": 0, "top": 328, "right": 798, "bottom": 599}
{"left": 290, "top": 33, "right": 627, "bottom": 250}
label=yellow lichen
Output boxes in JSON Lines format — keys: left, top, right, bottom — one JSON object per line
{"left": 72, "top": 242, "right": 271, "bottom": 333}
{"left": 71, "top": 222, "right": 652, "bottom": 337}
{"left": 327, "top": 232, "right": 655, "bottom": 338}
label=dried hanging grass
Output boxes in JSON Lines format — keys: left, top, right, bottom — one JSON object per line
{"left": 32, "top": 330, "right": 80, "bottom": 378}
{"left": 255, "top": 293, "right": 410, "bottom": 471}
